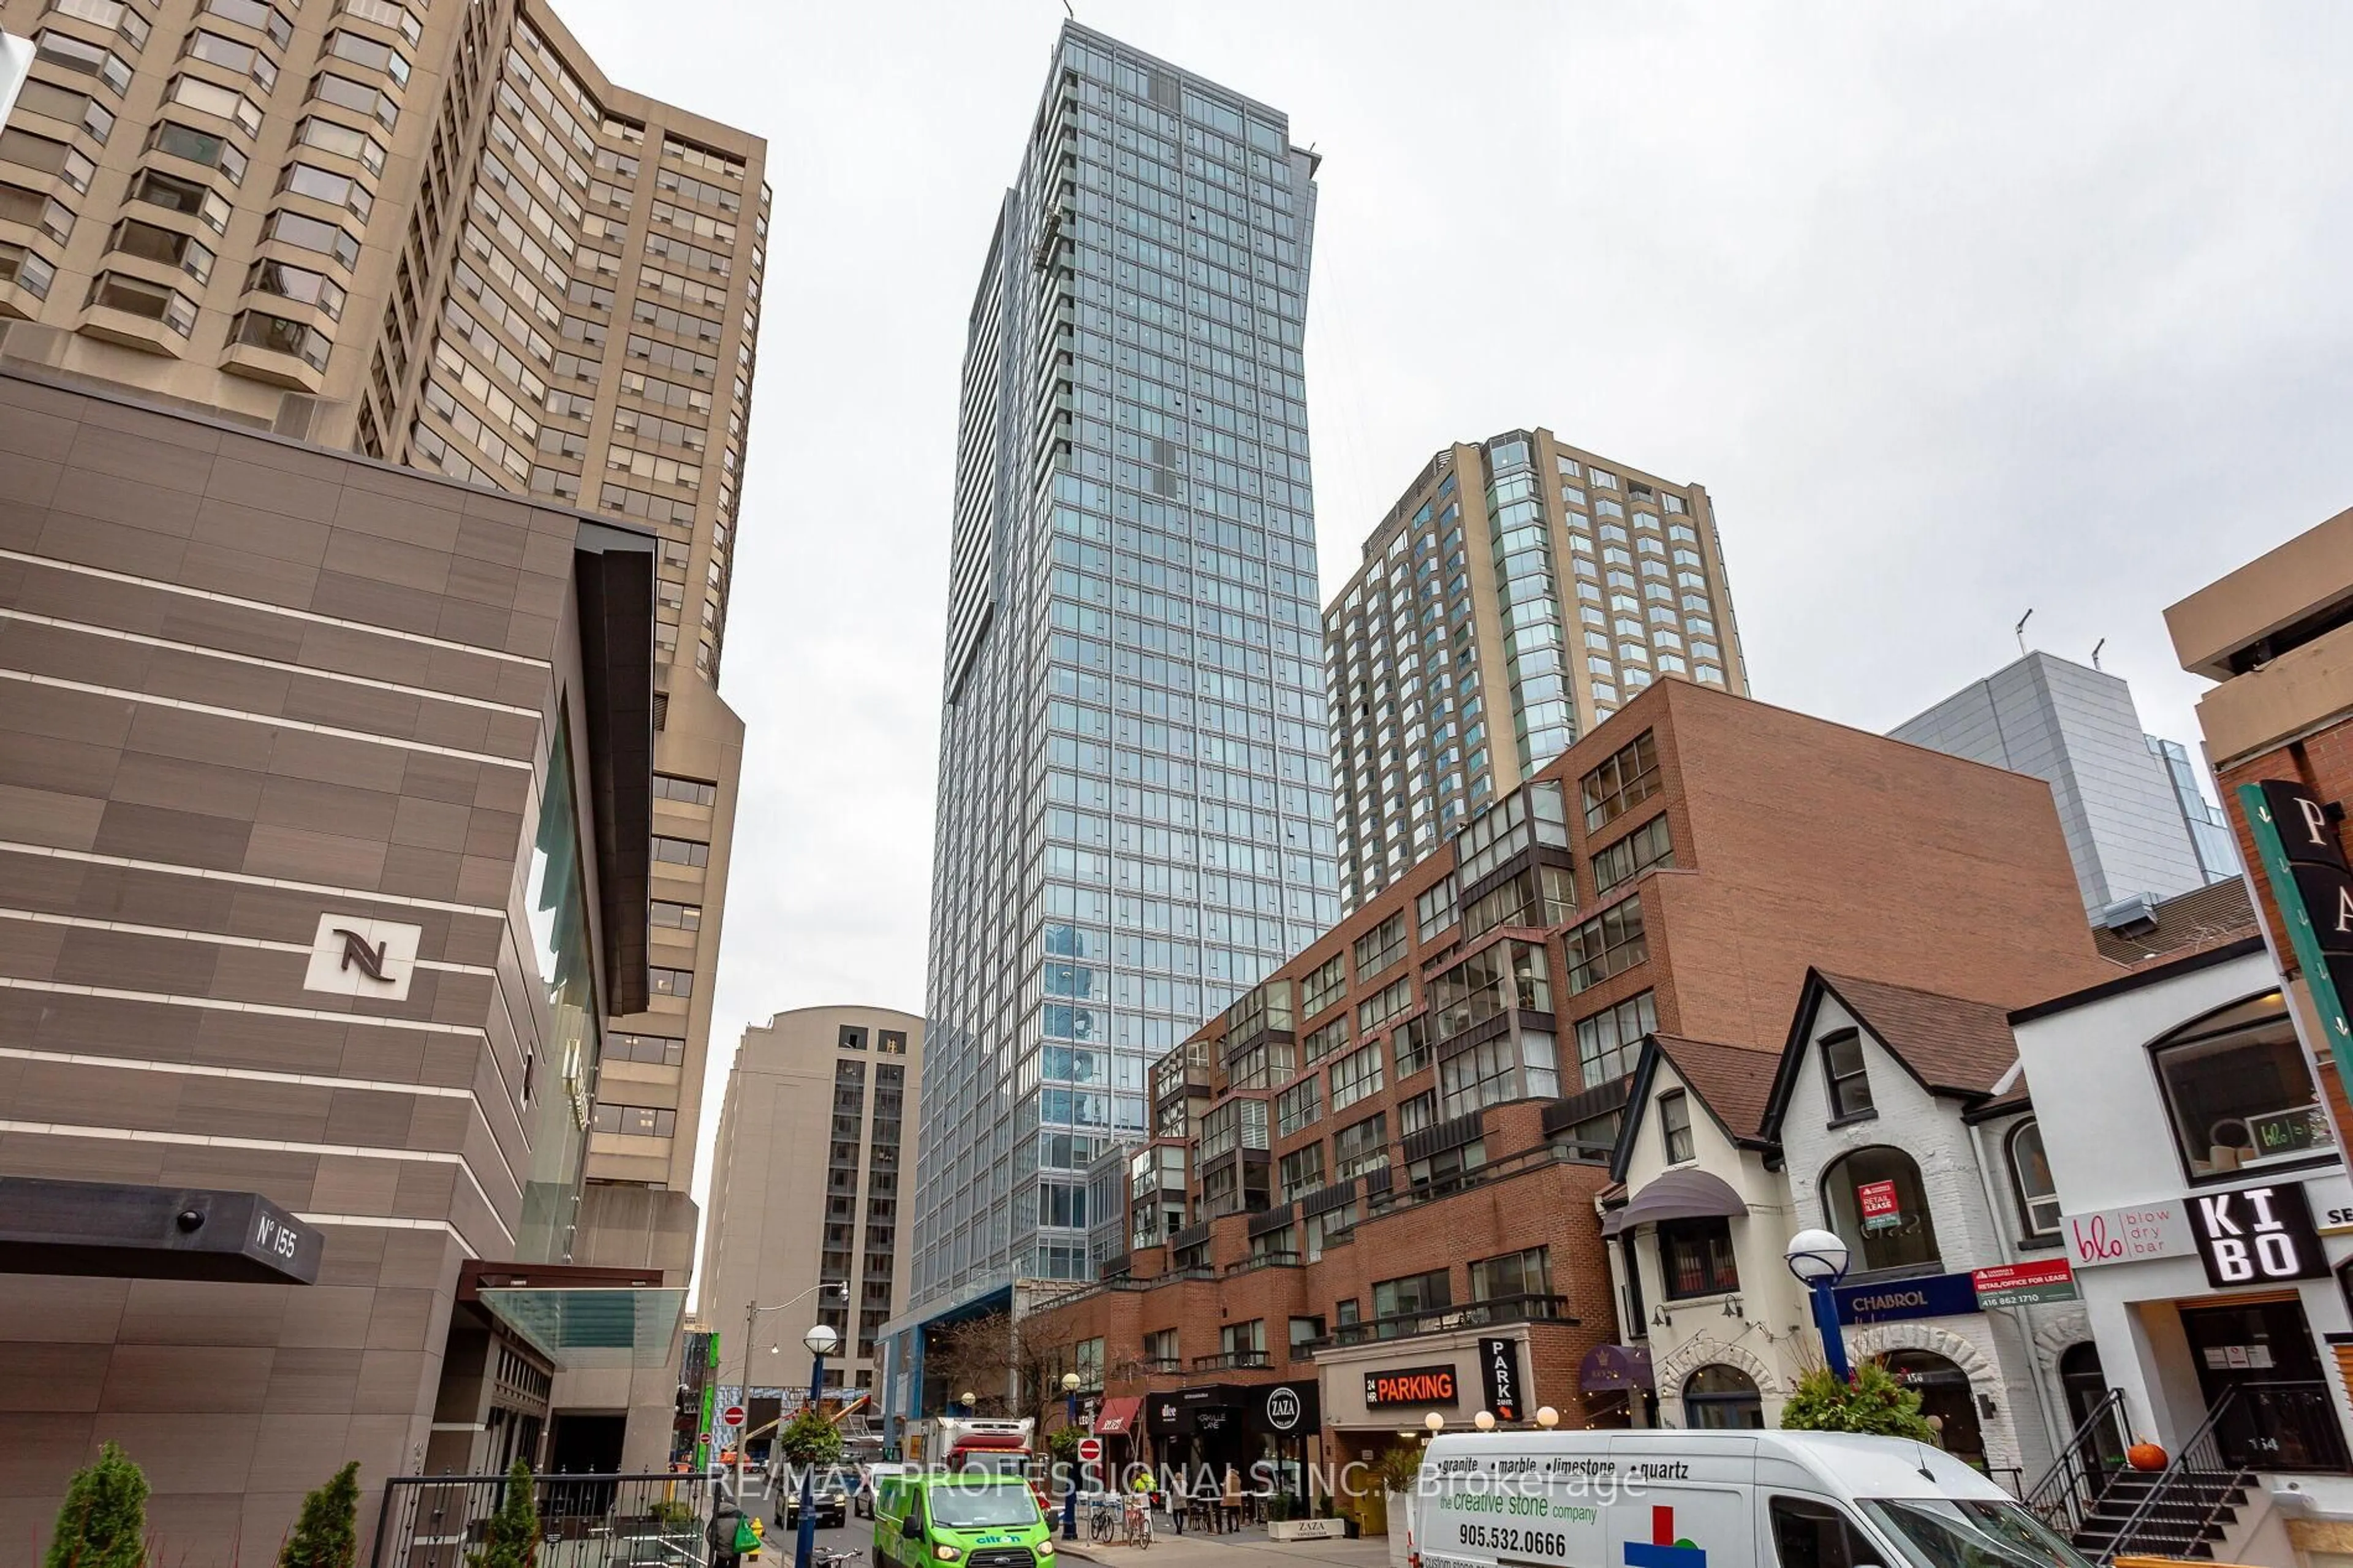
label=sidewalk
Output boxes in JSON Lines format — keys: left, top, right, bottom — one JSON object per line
{"left": 1059, "top": 1519, "right": 1392, "bottom": 1568}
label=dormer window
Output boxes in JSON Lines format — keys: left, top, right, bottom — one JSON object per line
{"left": 1660, "top": 1089, "right": 1694, "bottom": 1164}
{"left": 1822, "top": 1029, "right": 1874, "bottom": 1121}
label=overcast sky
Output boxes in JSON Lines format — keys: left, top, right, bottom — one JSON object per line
{"left": 544, "top": 0, "right": 2353, "bottom": 1212}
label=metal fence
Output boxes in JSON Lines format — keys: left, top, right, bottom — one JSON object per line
{"left": 370, "top": 1471, "right": 715, "bottom": 1568}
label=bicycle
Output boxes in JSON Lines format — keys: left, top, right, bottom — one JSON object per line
{"left": 1089, "top": 1494, "right": 1123, "bottom": 1543}
{"left": 813, "top": 1548, "right": 865, "bottom": 1568}
{"left": 1124, "top": 1496, "right": 1154, "bottom": 1550}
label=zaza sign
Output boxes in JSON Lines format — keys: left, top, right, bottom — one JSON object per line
{"left": 2191, "top": 1182, "right": 2329, "bottom": 1289}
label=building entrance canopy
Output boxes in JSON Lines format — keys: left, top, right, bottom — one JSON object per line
{"left": 466, "top": 1263, "right": 688, "bottom": 1369}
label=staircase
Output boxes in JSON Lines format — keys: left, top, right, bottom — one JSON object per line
{"left": 2067, "top": 1468, "right": 2252, "bottom": 1561}
{"left": 2021, "top": 1387, "right": 2259, "bottom": 1564}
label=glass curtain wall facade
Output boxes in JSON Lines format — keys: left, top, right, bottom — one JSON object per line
{"left": 1326, "top": 430, "right": 1746, "bottom": 909}
{"left": 915, "top": 24, "right": 1337, "bottom": 1308}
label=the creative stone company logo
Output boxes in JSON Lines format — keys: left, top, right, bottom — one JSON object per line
{"left": 304, "top": 914, "right": 423, "bottom": 1002}
{"left": 1625, "top": 1507, "right": 1705, "bottom": 1568}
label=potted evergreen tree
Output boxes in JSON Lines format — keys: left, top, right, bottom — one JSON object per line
{"left": 467, "top": 1459, "right": 539, "bottom": 1568}
{"left": 45, "top": 1441, "right": 149, "bottom": 1568}
{"left": 280, "top": 1461, "right": 361, "bottom": 1568}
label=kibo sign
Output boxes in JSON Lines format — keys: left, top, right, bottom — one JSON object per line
{"left": 2189, "top": 1181, "right": 2329, "bottom": 1289}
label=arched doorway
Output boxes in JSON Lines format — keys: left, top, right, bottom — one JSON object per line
{"left": 2058, "top": 1343, "right": 2124, "bottom": 1471}
{"left": 1882, "top": 1350, "right": 1983, "bottom": 1464}
{"left": 1683, "top": 1365, "right": 1764, "bottom": 1430}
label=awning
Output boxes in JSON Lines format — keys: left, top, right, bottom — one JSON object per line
{"left": 1093, "top": 1396, "right": 1145, "bottom": 1436}
{"left": 1580, "top": 1344, "right": 1653, "bottom": 1392}
{"left": 463, "top": 1262, "right": 686, "bottom": 1369}
{"left": 1599, "top": 1168, "right": 1748, "bottom": 1237}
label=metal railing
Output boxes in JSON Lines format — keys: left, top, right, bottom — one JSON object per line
{"left": 1302, "top": 1292, "right": 1574, "bottom": 1352}
{"left": 2021, "top": 1388, "right": 2129, "bottom": 1540}
{"left": 1364, "top": 1139, "right": 1608, "bottom": 1219}
{"left": 2213, "top": 1379, "right": 2352, "bottom": 1472}
{"left": 2102, "top": 1388, "right": 2249, "bottom": 1564}
{"left": 1226, "top": 1249, "right": 1302, "bottom": 1274}
{"left": 370, "top": 1471, "right": 712, "bottom": 1568}
{"left": 1189, "top": 1349, "right": 1271, "bottom": 1371}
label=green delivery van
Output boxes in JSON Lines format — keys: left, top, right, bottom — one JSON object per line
{"left": 875, "top": 1473, "right": 1058, "bottom": 1568}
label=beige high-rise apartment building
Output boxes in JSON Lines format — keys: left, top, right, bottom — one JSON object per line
{"left": 703, "top": 1007, "right": 923, "bottom": 1430}
{"left": 0, "top": 0, "right": 763, "bottom": 1466}
{"left": 1325, "top": 428, "right": 1748, "bottom": 909}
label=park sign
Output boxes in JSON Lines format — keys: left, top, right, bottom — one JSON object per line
{"left": 2238, "top": 781, "right": 2353, "bottom": 1123}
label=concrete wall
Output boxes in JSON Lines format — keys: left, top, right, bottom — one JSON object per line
{"left": 0, "top": 373, "right": 621, "bottom": 1561}
{"left": 702, "top": 1006, "right": 925, "bottom": 1399}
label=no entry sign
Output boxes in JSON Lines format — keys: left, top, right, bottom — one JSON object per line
{"left": 1075, "top": 1437, "right": 1102, "bottom": 1463}
{"left": 722, "top": 1405, "right": 745, "bottom": 1427}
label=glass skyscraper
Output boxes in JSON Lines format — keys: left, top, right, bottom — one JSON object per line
{"left": 910, "top": 23, "right": 1338, "bottom": 1314}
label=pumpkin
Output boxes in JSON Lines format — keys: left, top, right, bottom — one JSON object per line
{"left": 2126, "top": 1442, "right": 2167, "bottom": 1472}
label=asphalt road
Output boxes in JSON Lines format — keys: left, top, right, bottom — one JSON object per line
{"left": 751, "top": 1511, "right": 876, "bottom": 1567}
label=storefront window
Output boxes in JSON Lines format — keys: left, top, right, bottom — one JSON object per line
{"left": 2151, "top": 991, "right": 2332, "bottom": 1181}
{"left": 518, "top": 714, "right": 602, "bottom": 1262}
{"left": 1821, "top": 1146, "right": 1941, "bottom": 1276}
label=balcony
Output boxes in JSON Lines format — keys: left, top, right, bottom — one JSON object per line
{"left": 1366, "top": 1138, "right": 1608, "bottom": 1220}
{"left": 1132, "top": 1357, "right": 1183, "bottom": 1376}
{"left": 1191, "top": 1350, "right": 1271, "bottom": 1373}
{"left": 1302, "top": 1292, "right": 1574, "bottom": 1354}
{"left": 1224, "top": 1249, "right": 1302, "bottom": 1276}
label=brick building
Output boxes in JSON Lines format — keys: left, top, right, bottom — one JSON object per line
{"left": 1017, "top": 676, "right": 2107, "bottom": 1505}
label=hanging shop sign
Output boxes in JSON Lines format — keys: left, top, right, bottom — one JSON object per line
{"left": 1477, "top": 1338, "right": 1524, "bottom": 1423}
{"left": 2189, "top": 1181, "right": 2330, "bottom": 1288}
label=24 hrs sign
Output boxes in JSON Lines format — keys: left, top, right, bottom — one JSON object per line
{"left": 2191, "top": 1182, "right": 2329, "bottom": 1288}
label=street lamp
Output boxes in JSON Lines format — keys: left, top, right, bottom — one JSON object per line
{"left": 1534, "top": 1407, "right": 1559, "bottom": 1430}
{"left": 1784, "top": 1227, "right": 1853, "bottom": 1382}
{"left": 1423, "top": 1412, "right": 1445, "bottom": 1436}
{"left": 960, "top": 1390, "right": 977, "bottom": 1416}
{"left": 735, "top": 1282, "right": 847, "bottom": 1504}
{"left": 793, "top": 1322, "right": 842, "bottom": 1568}
{"left": 1060, "top": 1370, "right": 1083, "bottom": 1542}
{"left": 1473, "top": 1411, "right": 1496, "bottom": 1431}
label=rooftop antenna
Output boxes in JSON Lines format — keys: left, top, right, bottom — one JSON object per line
{"left": 1062, "top": 0, "right": 1074, "bottom": 16}
{"left": 2091, "top": 637, "right": 2106, "bottom": 670}
{"left": 2014, "top": 608, "right": 2034, "bottom": 656}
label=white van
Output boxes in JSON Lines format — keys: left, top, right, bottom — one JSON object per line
{"left": 1412, "top": 1431, "right": 2092, "bottom": 1568}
